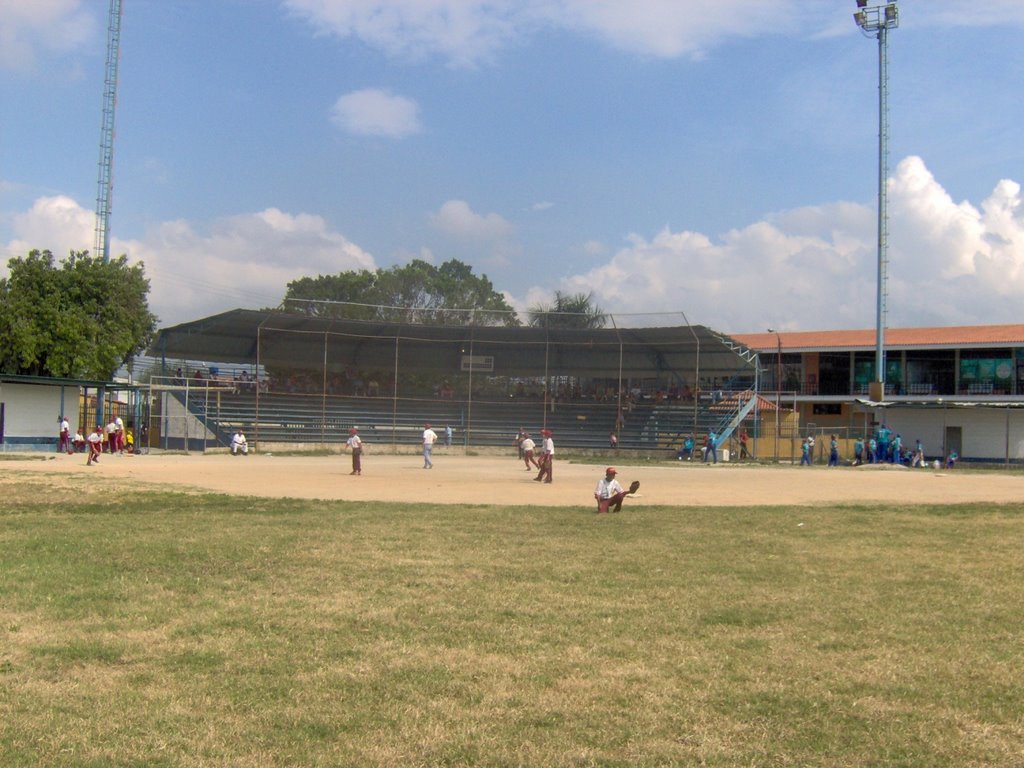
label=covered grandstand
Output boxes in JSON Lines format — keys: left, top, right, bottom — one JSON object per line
{"left": 146, "top": 309, "right": 764, "bottom": 454}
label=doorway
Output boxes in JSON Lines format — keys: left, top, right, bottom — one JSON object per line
{"left": 944, "top": 425, "right": 962, "bottom": 459}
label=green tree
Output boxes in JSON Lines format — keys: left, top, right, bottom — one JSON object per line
{"left": 0, "top": 249, "right": 158, "bottom": 379}
{"left": 528, "top": 290, "right": 607, "bottom": 329}
{"left": 282, "top": 259, "right": 520, "bottom": 326}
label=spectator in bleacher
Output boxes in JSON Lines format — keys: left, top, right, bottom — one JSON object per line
{"left": 444, "top": 424, "right": 453, "bottom": 447}
{"left": 609, "top": 431, "right": 618, "bottom": 449}
{"left": 676, "top": 434, "right": 694, "bottom": 461}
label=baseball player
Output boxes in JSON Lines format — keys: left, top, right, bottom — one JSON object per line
{"left": 422, "top": 423, "right": 438, "bottom": 469}
{"left": 86, "top": 427, "right": 103, "bottom": 465}
{"left": 231, "top": 430, "right": 248, "bottom": 455}
{"left": 519, "top": 432, "right": 538, "bottom": 470}
{"left": 346, "top": 427, "right": 363, "bottom": 475}
{"left": 593, "top": 466, "right": 640, "bottom": 513}
{"left": 59, "top": 415, "right": 71, "bottom": 454}
{"left": 533, "top": 429, "right": 554, "bottom": 483}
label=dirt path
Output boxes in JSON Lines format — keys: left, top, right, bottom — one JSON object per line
{"left": 6, "top": 451, "right": 1023, "bottom": 507}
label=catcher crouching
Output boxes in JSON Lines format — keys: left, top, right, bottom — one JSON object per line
{"left": 594, "top": 467, "right": 640, "bottom": 513}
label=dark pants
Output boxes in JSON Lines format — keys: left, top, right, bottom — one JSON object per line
{"left": 535, "top": 454, "right": 552, "bottom": 482}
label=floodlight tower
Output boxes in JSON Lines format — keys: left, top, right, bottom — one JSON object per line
{"left": 95, "top": 0, "right": 124, "bottom": 264}
{"left": 854, "top": 0, "right": 898, "bottom": 402}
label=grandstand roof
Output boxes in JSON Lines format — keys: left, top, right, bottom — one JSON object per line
{"left": 148, "top": 308, "right": 756, "bottom": 381}
{"left": 734, "top": 324, "right": 1024, "bottom": 353}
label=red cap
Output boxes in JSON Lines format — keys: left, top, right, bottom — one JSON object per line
{"left": 606, "top": 467, "right": 617, "bottom": 474}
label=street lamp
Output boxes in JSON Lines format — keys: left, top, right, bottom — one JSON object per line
{"left": 855, "top": 0, "right": 898, "bottom": 402}
{"left": 768, "top": 328, "right": 782, "bottom": 463}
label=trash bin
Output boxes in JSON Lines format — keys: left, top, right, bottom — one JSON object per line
{"left": 722, "top": 449, "right": 730, "bottom": 462}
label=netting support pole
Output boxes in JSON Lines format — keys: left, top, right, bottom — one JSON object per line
{"left": 392, "top": 335, "right": 400, "bottom": 449}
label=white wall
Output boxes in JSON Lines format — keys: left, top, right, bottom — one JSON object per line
{"left": 0, "top": 382, "right": 80, "bottom": 445}
{"left": 884, "top": 406, "right": 1024, "bottom": 462}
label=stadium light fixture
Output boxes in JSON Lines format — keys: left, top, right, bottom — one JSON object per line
{"left": 854, "top": 1, "right": 898, "bottom": 402}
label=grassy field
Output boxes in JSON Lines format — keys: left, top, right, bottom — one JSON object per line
{"left": 2, "top": 475, "right": 1023, "bottom": 766}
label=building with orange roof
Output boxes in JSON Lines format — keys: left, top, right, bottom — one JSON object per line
{"left": 733, "top": 324, "right": 1024, "bottom": 463}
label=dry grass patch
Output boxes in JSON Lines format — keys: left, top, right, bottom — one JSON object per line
{"left": 2, "top": 480, "right": 1023, "bottom": 766}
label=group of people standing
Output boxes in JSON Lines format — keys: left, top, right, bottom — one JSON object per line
{"left": 516, "top": 427, "right": 555, "bottom": 482}
{"left": 64, "top": 413, "right": 142, "bottom": 465}
{"left": 342, "top": 422, "right": 454, "bottom": 475}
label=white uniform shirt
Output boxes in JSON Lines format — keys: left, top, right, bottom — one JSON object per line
{"left": 542, "top": 436, "right": 554, "bottom": 455}
{"left": 521, "top": 437, "right": 536, "bottom": 452}
{"left": 347, "top": 434, "right": 362, "bottom": 450}
{"left": 423, "top": 428, "right": 438, "bottom": 446}
{"left": 231, "top": 432, "right": 248, "bottom": 450}
{"left": 595, "top": 477, "right": 624, "bottom": 499}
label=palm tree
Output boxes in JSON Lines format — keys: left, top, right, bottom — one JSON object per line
{"left": 527, "top": 291, "right": 607, "bottom": 329}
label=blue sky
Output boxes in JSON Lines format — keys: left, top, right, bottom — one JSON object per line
{"left": 2, "top": 0, "right": 1023, "bottom": 332}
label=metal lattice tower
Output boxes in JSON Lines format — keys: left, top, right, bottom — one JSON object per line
{"left": 854, "top": 1, "right": 898, "bottom": 398}
{"left": 95, "top": 0, "right": 124, "bottom": 263}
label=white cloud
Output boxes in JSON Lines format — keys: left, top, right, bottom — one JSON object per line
{"left": 430, "top": 200, "right": 513, "bottom": 241}
{"left": 4, "top": 195, "right": 94, "bottom": 256}
{"left": 331, "top": 88, "right": 422, "bottom": 138}
{"left": 284, "top": 1, "right": 1024, "bottom": 68}
{"left": 547, "top": 0, "right": 782, "bottom": 59}
{"left": 524, "top": 156, "right": 1024, "bottom": 332}
{"left": 284, "top": 0, "right": 814, "bottom": 66}
{"left": 916, "top": 1, "right": 1024, "bottom": 28}
{"left": 0, "top": 0, "right": 95, "bottom": 72}
{"left": 888, "top": 156, "right": 1024, "bottom": 323}
{"left": 284, "top": 0, "right": 522, "bottom": 67}
{"left": 8, "top": 158, "right": 1024, "bottom": 334}
{"left": 3, "top": 197, "right": 376, "bottom": 326}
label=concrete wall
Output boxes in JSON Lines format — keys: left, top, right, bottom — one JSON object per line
{"left": 884, "top": 405, "right": 1024, "bottom": 463}
{"left": 0, "top": 382, "right": 81, "bottom": 451}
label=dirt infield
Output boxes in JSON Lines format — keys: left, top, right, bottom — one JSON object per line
{"left": 8, "top": 450, "right": 1024, "bottom": 507}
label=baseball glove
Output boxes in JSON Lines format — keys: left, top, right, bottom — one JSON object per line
{"left": 628, "top": 480, "right": 640, "bottom": 494}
